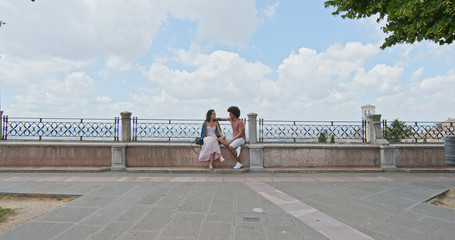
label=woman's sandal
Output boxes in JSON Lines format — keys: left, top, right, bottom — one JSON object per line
{"left": 209, "top": 164, "right": 214, "bottom": 170}
{"left": 220, "top": 157, "right": 225, "bottom": 162}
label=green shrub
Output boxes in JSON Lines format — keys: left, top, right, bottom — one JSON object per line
{"left": 318, "top": 132, "right": 327, "bottom": 143}
{"left": 384, "top": 119, "right": 411, "bottom": 143}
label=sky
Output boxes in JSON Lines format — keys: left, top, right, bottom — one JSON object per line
{"left": 0, "top": 0, "right": 454, "bottom": 121}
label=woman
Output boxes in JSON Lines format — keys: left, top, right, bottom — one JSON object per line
{"left": 198, "top": 109, "right": 225, "bottom": 169}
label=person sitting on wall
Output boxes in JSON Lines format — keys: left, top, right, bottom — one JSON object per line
{"left": 216, "top": 106, "right": 245, "bottom": 169}
{"left": 198, "top": 109, "right": 226, "bottom": 170}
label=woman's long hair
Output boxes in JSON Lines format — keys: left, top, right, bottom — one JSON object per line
{"left": 205, "top": 109, "right": 215, "bottom": 122}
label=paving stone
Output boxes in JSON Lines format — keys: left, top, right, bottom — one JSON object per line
{"left": 198, "top": 222, "right": 232, "bottom": 240}
{"left": 155, "top": 193, "right": 187, "bottom": 207}
{"left": 120, "top": 230, "right": 160, "bottom": 240}
{"left": 89, "top": 184, "right": 134, "bottom": 196}
{"left": 35, "top": 206, "right": 95, "bottom": 222}
{"left": 360, "top": 220, "right": 430, "bottom": 240}
{"left": 363, "top": 193, "right": 419, "bottom": 209}
{"left": 206, "top": 199, "right": 234, "bottom": 222}
{"left": 29, "top": 182, "right": 76, "bottom": 194}
{"left": 294, "top": 220, "right": 330, "bottom": 240}
{"left": 409, "top": 203, "right": 455, "bottom": 222}
{"left": 116, "top": 204, "right": 151, "bottom": 222}
{"left": 0, "top": 222, "right": 72, "bottom": 240}
{"left": 52, "top": 224, "right": 99, "bottom": 240}
{"left": 266, "top": 214, "right": 297, "bottom": 227}
{"left": 57, "top": 184, "right": 102, "bottom": 195}
{"left": 397, "top": 184, "right": 446, "bottom": 197}
{"left": 382, "top": 188, "right": 431, "bottom": 202}
{"left": 264, "top": 226, "right": 303, "bottom": 240}
{"left": 66, "top": 194, "right": 117, "bottom": 207}
{"left": 178, "top": 195, "right": 212, "bottom": 213}
{"left": 81, "top": 195, "right": 140, "bottom": 225}
{"left": 90, "top": 222, "right": 134, "bottom": 240}
{"left": 160, "top": 212, "right": 205, "bottom": 238}
{"left": 133, "top": 207, "right": 174, "bottom": 231}
{"left": 137, "top": 188, "right": 169, "bottom": 205}
{"left": 234, "top": 225, "right": 265, "bottom": 240}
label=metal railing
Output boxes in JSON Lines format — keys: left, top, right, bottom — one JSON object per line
{"left": 382, "top": 120, "right": 455, "bottom": 142}
{"left": 1, "top": 116, "right": 119, "bottom": 141}
{"left": 132, "top": 118, "right": 242, "bottom": 142}
{"left": 259, "top": 119, "right": 366, "bottom": 143}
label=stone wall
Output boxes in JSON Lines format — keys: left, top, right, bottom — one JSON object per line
{"left": 0, "top": 142, "right": 111, "bottom": 167}
{"left": 261, "top": 144, "right": 379, "bottom": 168}
{"left": 394, "top": 144, "right": 446, "bottom": 167}
{"left": 0, "top": 141, "right": 447, "bottom": 170}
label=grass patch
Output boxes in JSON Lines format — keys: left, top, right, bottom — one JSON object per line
{"left": 0, "top": 208, "right": 15, "bottom": 223}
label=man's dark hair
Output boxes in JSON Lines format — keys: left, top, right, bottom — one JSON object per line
{"left": 227, "top": 106, "right": 240, "bottom": 118}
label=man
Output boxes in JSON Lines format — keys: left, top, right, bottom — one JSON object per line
{"left": 217, "top": 106, "right": 246, "bottom": 169}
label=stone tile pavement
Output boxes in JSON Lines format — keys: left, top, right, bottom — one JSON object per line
{"left": 0, "top": 172, "right": 454, "bottom": 240}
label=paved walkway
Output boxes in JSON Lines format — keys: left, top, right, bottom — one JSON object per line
{"left": 0, "top": 172, "right": 454, "bottom": 240}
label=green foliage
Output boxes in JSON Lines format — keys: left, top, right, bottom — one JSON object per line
{"left": 324, "top": 0, "right": 455, "bottom": 49}
{"left": 384, "top": 119, "right": 411, "bottom": 143}
{"left": 318, "top": 132, "right": 328, "bottom": 143}
{"left": 330, "top": 135, "right": 335, "bottom": 143}
{"left": 0, "top": 208, "right": 15, "bottom": 223}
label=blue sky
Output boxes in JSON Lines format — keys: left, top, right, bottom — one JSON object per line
{"left": 1, "top": 0, "right": 454, "bottom": 121}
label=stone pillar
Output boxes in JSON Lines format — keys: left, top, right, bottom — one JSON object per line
{"left": 380, "top": 145, "right": 396, "bottom": 170}
{"left": 248, "top": 113, "right": 258, "bottom": 144}
{"left": 247, "top": 113, "right": 263, "bottom": 171}
{"left": 249, "top": 144, "right": 264, "bottom": 172}
{"left": 120, "top": 111, "right": 132, "bottom": 142}
{"left": 111, "top": 144, "right": 127, "bottom": 171}
{"left": 0, "top": 111, "right": 3, "bottom": 140}
{"left": 367, "top": 114, "right": 388, "bottom": 145}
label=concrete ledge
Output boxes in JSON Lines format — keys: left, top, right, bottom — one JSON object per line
{"left": 0, "top": 166, "right": 110, "bottom": 173}
{"left": 265, "top": 167, "right": 384, "bottom": 173}
{"left": 395, "top": 167, "right": 455, "bottom": 173}
{"left": 126, "top": 167, "right": 249, "bottom": 173}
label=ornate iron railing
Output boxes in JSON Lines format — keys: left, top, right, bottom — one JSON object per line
{"left": 1, "top": 116, "right": 119, "bottom": 141}
{"left": 259, "top": 119, "right": 366, "bottom": 143}
{"left": 132, "top": 118, "right": 242, "bottom": 141}
{"left": 382, "top": 120, "right": 455, "bottom": 142}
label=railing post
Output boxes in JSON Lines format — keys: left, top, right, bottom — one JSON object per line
{"left": 0, "top": 111, "right": 3, "bottom": 140}
{"left": 248, "top": 113, "right": 258, "bottom": 144}
{"left": 120, "top": 111, "right": 132, "bottom": 142}
{"left": 248, "top": 113, "right": 264, "bottom": 172}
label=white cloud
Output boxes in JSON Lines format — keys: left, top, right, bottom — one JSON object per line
{"left": 166, "top": 0, "right": 259, "bottom": 48}
{"left": 258, "top": 2, "right": 280, "bottom": 25}
{"left": 8, "top": 72, "right": 95, "bottom": 116}
{"left": 144, "top": 50, "right": 272, "bottom": 101}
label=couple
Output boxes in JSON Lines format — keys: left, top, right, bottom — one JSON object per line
{"left": 198, "top": 106, "right": 245, "bottom": 170}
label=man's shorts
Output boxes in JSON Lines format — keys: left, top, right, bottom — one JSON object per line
{"left": 228, "top": 138, "right": 245, "bottom": 149}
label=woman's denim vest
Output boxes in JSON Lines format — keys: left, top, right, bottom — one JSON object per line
{"left": 201, "top": 121, "right": 221, "bottom": 138}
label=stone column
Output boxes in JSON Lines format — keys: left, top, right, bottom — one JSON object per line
{"left": 249, "top": 144, "right": 264, "bottom": 172}
{"left": 367, "top": 114, "right": 388, "bottom": 145}
{"left": 0, "top": 111, "right": 3, "bottom": 140}
{"left": 248, "top": 113, "right": 258, "bottom": 144}
{"left": 120, "top": 111, "right": 132, "bottom": 142}
{"left": 111, "top": 144, "right": 127, "bottom": 171}
{"left": 247, "top": 113, "right": 264, "bottom": 171}
{"left": 380, "top": 145, "right": 396, "bottom": 170}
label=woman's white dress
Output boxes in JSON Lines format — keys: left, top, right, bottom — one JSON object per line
{"left": 198, "top": 126, "right": 221, "bottom": 161}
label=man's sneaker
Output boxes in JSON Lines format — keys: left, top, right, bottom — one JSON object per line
{"left": 233, "top": 162, "right": 243, "bottom": 169}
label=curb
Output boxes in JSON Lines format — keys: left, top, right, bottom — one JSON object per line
{"left": 0, "top": 167, "right": 110, "bottom": 173}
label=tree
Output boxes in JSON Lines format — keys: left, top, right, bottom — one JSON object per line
{"left": 324, "top": 0, "right": 455, "bottom": 49}
{"left": 384, "top": 119, "right": 411, "bottom": 143}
